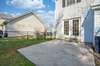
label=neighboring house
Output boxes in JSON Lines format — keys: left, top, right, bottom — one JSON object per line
{"left": 4, "top": 12, "right": 46, "bottom": 37}
{"left": 0, "top": 18, "right": 5, "bottom": 37}
{"left": 55, "top": 0, "right": 100, "bottom": 44}
{"left": 0, "top": 18, "right": 5, "bottom": 30}
{"left": 0, "top": 13, "right": 14, "bottom": 31}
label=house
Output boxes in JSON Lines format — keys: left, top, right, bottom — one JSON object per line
{"left": 4, "top": 12, "right": 46, "bottom": 37}
{"left": 0, "top": 13, "right": 14, "bottom": 31}
{"left": 55, "top": 0, "right": 100, "bottom": 44}
{"left": 0, "top": 18, "right": 5, "bottom": 30}
{"left": 0, "top": 18, "right": 5, "bottom": 37}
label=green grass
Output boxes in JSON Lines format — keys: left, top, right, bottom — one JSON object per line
{"left": 0, "top": 38, "right": 52, "bottom": 66}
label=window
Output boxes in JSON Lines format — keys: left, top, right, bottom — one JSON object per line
{"left": 73, "top": 19, "right": 79, "bottom": 36}
{"left": 62, "top": 0, "right": 66, "bottom": 7}
{"left": 64, "top": 20, "right": 69, "bottom": 35}
{"left": 67, "top": 0, "right": 75, "bottom": 6}
{"left": 76, "top": 0, "right": 81, "bottom": 3}
{"left": 70, "top": 0, "right": 75, "bottom": 5}
{"left": 67, "top": 0, "right": 70, "bottom": 6}
{"left": 67, "top": 0, "right": 81, "bottom": 6}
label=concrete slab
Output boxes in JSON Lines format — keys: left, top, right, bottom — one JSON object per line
{"left": 18, "top": 40, "right": 95, "bottom": 66}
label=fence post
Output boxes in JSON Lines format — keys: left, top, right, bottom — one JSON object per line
{"left": 27, "top": 32, "right": 28, "bottom": 40}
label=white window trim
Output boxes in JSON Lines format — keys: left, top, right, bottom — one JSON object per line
{"left": 64, "top": 17, "right": 81, "bottom": 38}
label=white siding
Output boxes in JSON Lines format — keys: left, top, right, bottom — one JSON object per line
{"left": 63, "top": 0, "right": 94, "bottom": 19}
{"left": 55, "top": 0, "right": 64, "bottom": 39}
{"left": 94, "top": 0, "right": 100, "bottom": 5}
{"left": 56, "top": 0, "right": 95, "bottom": 43}
{"left": 55, "top": 0, "right": 63, "bottom": 20}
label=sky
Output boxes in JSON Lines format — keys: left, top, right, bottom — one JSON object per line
{"left": 0, "top": 0, "right": 55, "bottom": 28}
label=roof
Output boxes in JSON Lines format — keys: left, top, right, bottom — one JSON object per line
{"left": 6, "top": 12, "right": 38, "bottom": 22}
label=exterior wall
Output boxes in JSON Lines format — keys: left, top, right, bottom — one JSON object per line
{"left": 63, "top": 0, "right": 94, "bottom": 19}
{"left": 56, "top": 19, "right": 64, "bottom": 39}
{"left": 55, "top": 0, "right": 63, "bottom": 20}
{"left": 81, "top": 9, "right": 94, "bottom": 43}
{"left": 56, "top": 0, "right": 95, "bottom": 43}
{"left": 55, "top": 0, "right": 64, "bottom": 39}
{"left": 93, "top": 0, "right": 100, "bottom": 5}
{"left": 5, "top": 14, "right": 45, "bottom": 37}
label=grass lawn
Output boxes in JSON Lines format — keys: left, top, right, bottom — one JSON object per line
{"left": 0, "top": 38, "right": 52, "bottom": 66}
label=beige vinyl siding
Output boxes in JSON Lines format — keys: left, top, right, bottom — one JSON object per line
{"left": 6, "top": 13, "right": 46, "bottom": 37}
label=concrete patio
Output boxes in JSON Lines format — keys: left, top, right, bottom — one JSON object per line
{"left": 18, "top": 40, "right": 95, "bottom": 66}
